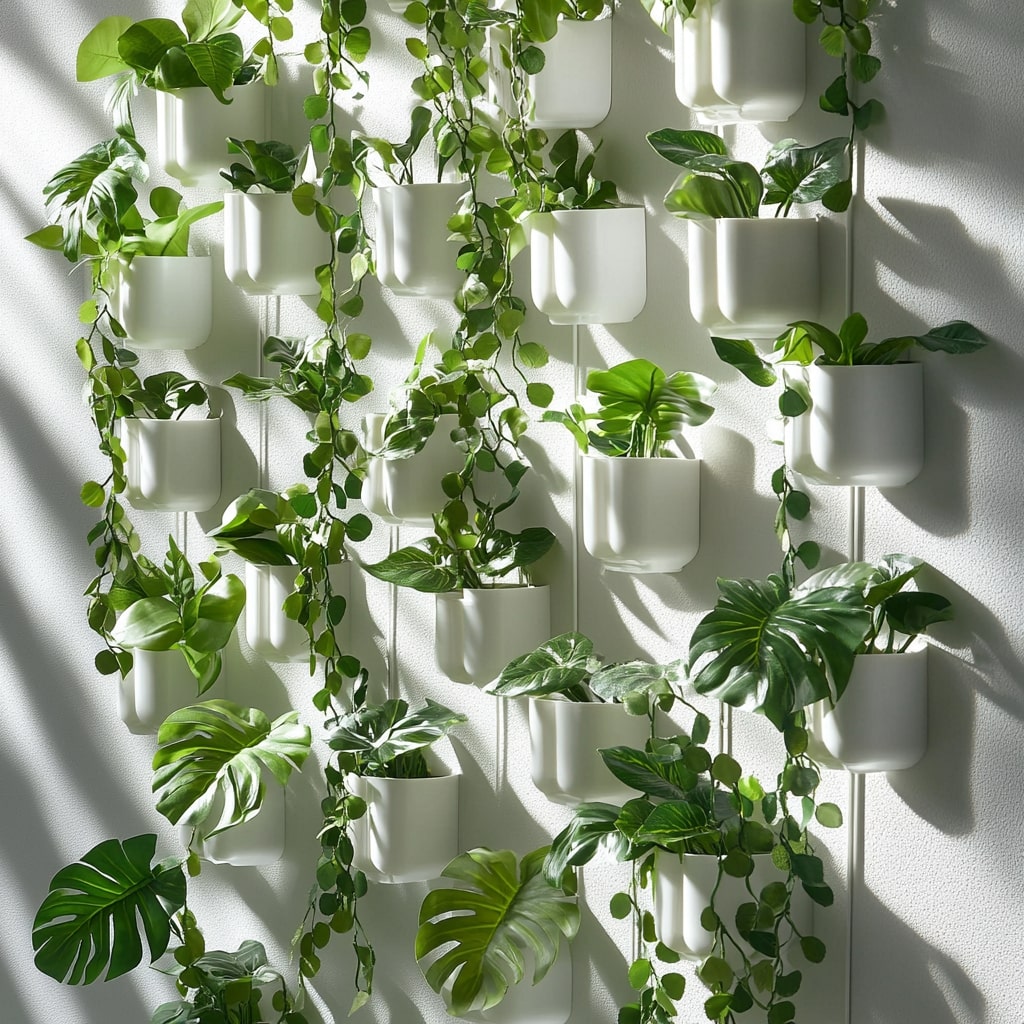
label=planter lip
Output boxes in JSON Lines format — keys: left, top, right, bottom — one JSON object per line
{"left": 344, "top": 761, "right": 461, "bottom": 787}
{"left": 165, "top": 81, "right": 264, "bottom": 100}
{"left": 372, "top": 180, "right": 469, "bottom": 195}
{"left": 446, "top": 582, "right": 551, "bottom": 594}
{"left": 715, "top": 214, "right": 819, "bottom": 228}
{"left": 547, "top": 204, "right": 645, "bottom": 219}
{"left": 809, "top": 360, "right": 924, "bottom": 375}
{"left": 119, "top": 253, "right": 212, "bottom": 265}
{"left": 855, "top": 639, "right": 928, "bottom": 659}
{"left": 580, "top": 451, "right": 700, "bottom": 464}
{"left": 125, "top": 414, "right": 220, "bottom": 424}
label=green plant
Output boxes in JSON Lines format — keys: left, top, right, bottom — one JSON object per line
{"left": 220, "top": 138, "right": 311, "bottom": 193}
{"left": 542, "top": 358, "right": 716, "bottom": 458}
{"left": 416, "top": 847, "right": 580, "bottom": 1015}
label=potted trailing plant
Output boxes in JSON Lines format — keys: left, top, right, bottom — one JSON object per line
{"left": 543, "top": 358, "right": 716, "bottom": 572}
{"left": 713, "top": 312, "right": 989, "bottom": 487}
{"left": 647, "top": 128, "right": 849, "bottom": 338}
{"left": 485, "top": 632, "right": 670, "bottom": 804}
{"left": 328, "top": 697, "right": 467, "bottom": 882}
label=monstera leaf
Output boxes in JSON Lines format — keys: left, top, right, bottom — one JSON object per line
{"left": 689, "top": 575, "right": 871, "bottom": 728}
{"left": 32, "top": 834, "right": 185, "bottom": 985}
{"left": 416, "top": 847, "right": 579, "bottom": 1016}
{"left": 152, "top": 701, "right": 311, "bottom": 837}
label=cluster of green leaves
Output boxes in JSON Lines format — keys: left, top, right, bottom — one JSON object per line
{"left": 220, "top": 138, "right": 308, "bottom": 192}
{"left": 637, "top": 0, "right": 696, "bottom": 34}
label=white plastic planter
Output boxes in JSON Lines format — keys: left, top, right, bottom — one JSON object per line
{"left": 359, "top": 414, "right": 401, "bottom": 523}
{"left": 124, "top": 417, "right": 221, "bottom": 513}
{"left": 348, "top": 762, "right": 460, "bottom": 883}
{"left": 187, "top": 779, "right": 287, "bottom": 867}
{"left": 818, "top": 647, "right": 928, "bottom": 772}
{"left": 675, "top": 0, "right": 806, "bottom": 124}
{"left": 156, "top": 85, "right": 267, "bottom": 188}
{"left": 119, "top": 649, "right": 202, "bottom": 735}
{"left": 528, "top": 698, "right": 651, "bottom": 804}
{"left": 582, "top": 455, "right": 700, "bottom": 573}
{"left": 530, "top": 208, "right": 647, "bottom": 325}
{"left": 244, "top": 562, "right": 350, "bottom": 663}
{"left": 373, "top": 183, "right": 466, "bottom": 297}
{"left": 688, "top": 218, "right": 820, "bottom": 339}
{"left": 654, "top": 852, "right": 810, "bottom": 961}
{"left": 435, "top": 585, "right": 551, "bottom": 685}
{"left": 224, "top": 191, "right": 329, "bottom": 295}
{"left": 114, "top": 256, "right": 212, "bottom": 350}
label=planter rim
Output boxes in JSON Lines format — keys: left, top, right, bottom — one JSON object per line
{"left": 372, "top": 181, "right": 468, "bottom": 193}
{"left": 119, "top": 253, "right": 211, "bottom": 264}
{"left": 448, "top": 583, "right": 550, "bottom": 593}
{"left": 125, "top": 414, "right": 220, "bottom": 423}
{"left": 855, "top": 640, "right": 927, "bottom": 658}
{"left": 715, "top": 215, "right": 819, "bottom": 227}
{"left": 547, "top": 204, "right": 645, "bottom": 218}
{"left": 166, "top": 82, "right": 263, "bottom": 98}
{"left": 344, "top": 762, "right": 460, "bottom": 786}
{"left": 808, "top": 360, "right": 923, "bottom": 374}
{"left": 580, "top": 452, "right": 699, "bottom": 464}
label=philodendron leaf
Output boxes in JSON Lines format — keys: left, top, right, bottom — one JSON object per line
{"left": 416, "top": 847, "right": 579, "bottom": 1016}
{"left": 646, "top": 128, "right": 728, "bottom": 166}
{"left": 544, "top": 803, "right": 627, "bottom": 885}
{"left": 152, "top": 700, "right": 311, "bottom": 837}
{"left": 183, "top": 573, "right": 245, "bottom": 653}
{"left": 77, "top": 16, "right": 133, "bottom": 81}
{"left": 32, "top": 834, "right": 185, "bottom": 984}
{"left": 589, "top": 660, "right": 681, "bottom": 705}
{"left": 600, "top": 746, "right": 688, "bottom": 801}
{"left": 485, "top": 632, "right": 598, "bottom": 699}
{"left": 362, "top": 546, "right": 458, "bottom": 593}
{"left": 711, "top": 337, "right": 777, "bottom": 387}
{"left": 634, "top": 801, "right": 717, "bottom": 850}
{"left": 182, "top": 0, "right": 244, "bottom": 41}
{"left": 912, "top": 320, "right": 989, "bottom": 355}
{"left": 761, "top": 137, "right": 848, "bottom": 210}
{"left": 111, "top": 596, "right": 184, "bottom": 650}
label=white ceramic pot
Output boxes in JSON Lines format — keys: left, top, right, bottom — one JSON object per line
{"left": 378, "top": 414, "right": 462, "bottom": 526}
{"left": 436, "top": 585, "right": 551, "bottom": 685}
{"left": 688, "top": 218, "right": 820, "bottom": 339}
{"left": 359, "top": 414, "right": 402, "bottom": 523}
{"left": 654, "top": 851, "right": 810, "bottom": 961}
{"left": 806, "top": 363, "right": 925, "bottom": 487}
{"left": 782, "top": 372, "right": 846, "bottom": 486}
{"left": 244, "top": 562, "right": 350, "bottom": 663}
{"left": 114, "top": 256, "right": 212, "bottom": 350}
{"left": 818, "top": 647, "right": 928, "bottom": 772}
{"left": 156, "top": 85, "right": 267, "bottom": 188}
{"left": 348, "top": 763, "right": 460, "bottom": 883}
{"left": 224, "top": 191, "right": 328, "bottom": 295}
{"left": 530, "top": 208, "right": 647, "bottom": 325}
{"left": 120, "top": 649, "right": 202, "bottom": 735}
{"left": 528, "top": 698, "right": 651, "bottom": 804}
{"left": 188, "top": 778, "right": 287, "bottom": 867}
{"left": 373, "top": 182, "right": 466, "bottom": 297}
{"left": 675, "top": 0, "right": 805, "bottom": 124}
{"left": 124, "top": 417, "right": 221, "bottom": 512}
{"left": 582, "top": 455, "right": 700, "bottom": 573}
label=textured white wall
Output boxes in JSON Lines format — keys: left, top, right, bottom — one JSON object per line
{"left": 1, "top": 1, "right": 1021, "bottom": 1023}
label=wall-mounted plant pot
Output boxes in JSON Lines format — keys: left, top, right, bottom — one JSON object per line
{"left": 244, "top": 562, "right": 350, "bottom": 663}
{"left": 114, "top": 255, "right": 212, "bottom": 350}
{"left": 489, "top": 18, "right": 612, "bottom": 130}
{"left": 688, "top": 218, "right": 820, "bottom": 339}
{"left": 124, "top": 417, "right": 221, "bottom": 513}
{"left": 186, "top": 778, "right": 287, "bottom": 867}
{"left": 348, "top": 760, "right": 460, "bottom": 883}
{"left": 530, "top": 207, "right": 647, "bottom": 325}
{"left": 373, "top": 182, "right": 466, "bottom": 297}
{"left": 653, "top": 851, "right": 810, "bottom": 961}
{"left": 358, "top": 414, "right": 402, "bottom": 523}
{"left": 528, "top": 698, "right": 651, "bottom": 805}
{"left": 224, "top": 191, "right": 329, "bottom": 295}
{"left": 156, "top": 84, "right": 267, "bottom": 188}
{"left": 582, "top": 454, "right": 700, "bottom": 573}
{"left": 436, "top": 585, "right": 551, "bottom": 685}
{"left": 817, "top": 647, "right": 928, "bottom": 772}
{"left": 675, "top": 0, "right": 806, "bottom": 124}
{"left": 119, "top": 649, "right": 202, "bottom": 735}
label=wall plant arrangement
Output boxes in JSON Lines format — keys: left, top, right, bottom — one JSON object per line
{"left": 25, "top": 1, "right": 985, "bottom": 1024}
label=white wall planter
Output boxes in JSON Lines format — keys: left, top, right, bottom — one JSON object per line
{"left": 348, "top": 761, "right": 460, "bottom": 883}
{"left": 582, "top": 454, "right": 700, "bottom": 573}
{"left": 688, "top": 218, "right": 820, "bottom": 339}
{"left": 156, "top": 85, "right": 267, "bottom": 188}
{"left": 359, "top": 414, "right": 401, "bottom": 523}
{"left": 373, "top": 182, "right": 466, "bottom": 297}
{"left": 187, "top": 778, "right": 287, "bottom": 867}
{"left": 530, "top": 207, "right": 647, "bottom": 325}
{"left": 114, "top": 255, "right": 212, "bottom": 350}
{"left": 124, "top": 417, "right": 221, "bottom": 513}
{"left": 244, "top": 562, "right": 350, "bottom": 663}
{"left": 528, "top": 698, "right": 651, "bottom": 804}
{"left": 653, "top": 851, "right": 810, "bottom": 961}
{"left": 224, "top": 191, "right": 329, "bottom": 295}
{"left": 817, "top": 647, "right": 928, "bottom": 772}
{"left": 675, "top": 0, "right": 806, "bottom": 124}
{"left": 436, "top": 585, "right": 551, "bottom": 685}
{"left": 118, "top": 649, "right": 202, "bottom": 735}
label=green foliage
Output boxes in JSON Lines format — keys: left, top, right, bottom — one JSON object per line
{"left": 220, "top": 138, "right": 306, "bottom": 192}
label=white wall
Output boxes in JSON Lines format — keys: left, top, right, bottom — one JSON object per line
{"left": 1, "top": 1, "right": 1021, "bottom": 1023}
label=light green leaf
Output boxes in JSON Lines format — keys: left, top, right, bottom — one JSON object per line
{"left": 77, "top": 16, "right": 133, "bottom": 81}
{"left": 362, "top": 546, "right": 458, "bottom": 593}
{"left": 111, "top": 597, "right": 184, "bottom": 650}
{"left": 486, "top": 632, "right": 596, "bottom": 700}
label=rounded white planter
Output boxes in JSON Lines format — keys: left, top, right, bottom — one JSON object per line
{"left": 675, "top": 0, "right": 805, "bottom": 124}
{"left": 582, "top": 455, "right": 700, "bottom": 573}
{"left": 119, "top": 649, "right": 202, "bottom": 735}
{"left": 818, "top": 647, "right": 928, "bottom": 772}
{"left": 348, "top": 763, "right": 460, "bottom": 883}
{"left": 528, "top": 698, "right": 651, "bottom": 804}
{"left": 373, "top": 182, "right": 466, "bottom": 297}
{"left": 530, "top": 207, "right": 647, "bottom": 325}
{"left": 156, "top": 84, "right": 267, "bottom": 188}
{"left": 224, "top": 191, "right": 329, "bottom": 295}
{"left": 244, "top": 562, "right": 350, "bottom": 663}
{"left": 436, "top": 585, "right": 551, "bottom": 685}
{"left": 187, "top": 778, "right": 287, "bottom": 867}
{"left": 806, "top": 363, "right": 925, "bottom": 487}
{"left": 124, "top": 417, "right": 221, "bottom": 512}
{"left": 654, "top": 851, "right": 810, "bottom": 961}
{"left": 688, "top": 218, "right": 820, "bottom": 339}
{"left": 114, "top": 256, "right": 212, "bottom": 350}
{"left": 359, "top": 414, "right": 402, "bottom": 523}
